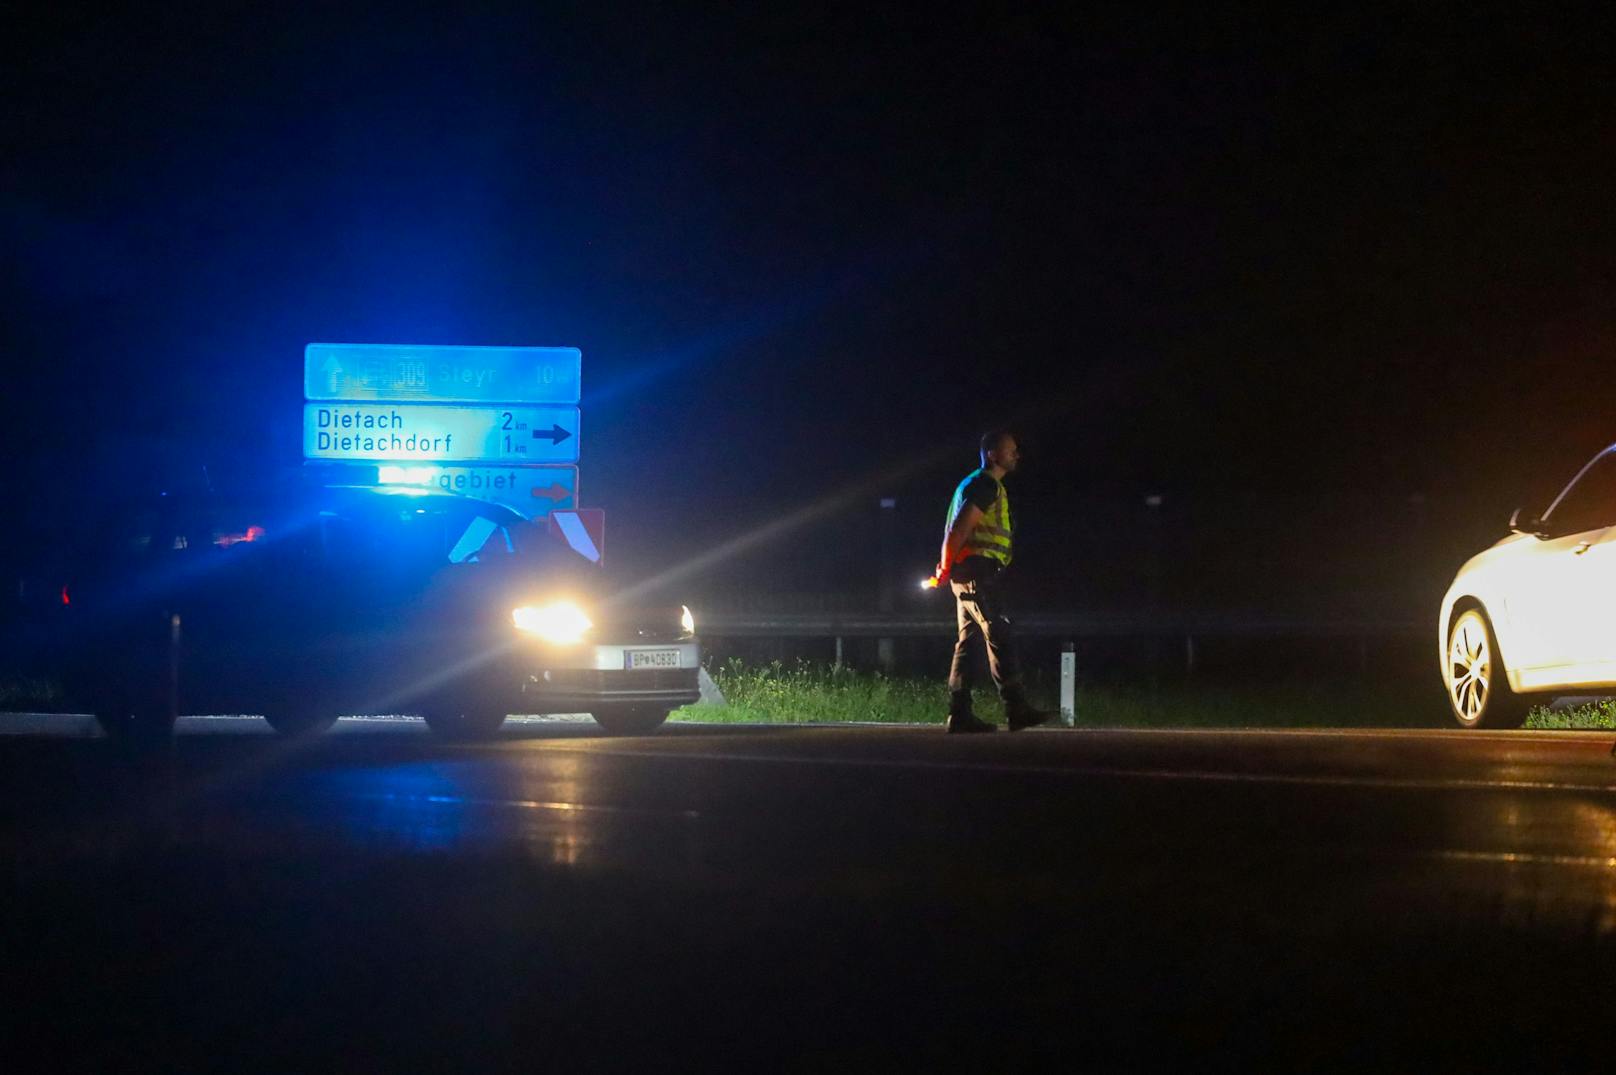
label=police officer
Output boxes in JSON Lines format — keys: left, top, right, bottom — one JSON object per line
{"left": 934, "top": 431, "right": 1055, "bottom": 733}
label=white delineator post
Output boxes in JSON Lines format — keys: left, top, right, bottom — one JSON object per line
{"left": 876, "top": 497, "right": 896, "bottom": 672}
{"left": 1060, "top": 643, "right": 1076, "bottom": 726}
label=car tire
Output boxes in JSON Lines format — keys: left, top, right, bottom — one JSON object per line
{"left": 422, "top": 701, "right": 508, "bottom": 741}
{"left": 1446, "top": 607, "right": 1530, "bottom": 729}
{"left": 263, "top": 710, "right": 339, "bottom": 738}
{"left": 93, "top": 685, "right": 175, "bottom": 743}
{"left": 592, "top": 706, "right": 671, "bottom": 736}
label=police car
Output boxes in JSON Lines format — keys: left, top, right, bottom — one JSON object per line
{"left": 1438, "top": 441, "right": 1616, "bottom": 727}
{"left": 49, "top": 482, "right": 700, "bottom": 740}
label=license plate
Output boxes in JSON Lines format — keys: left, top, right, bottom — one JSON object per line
{"left": 625, "top": 648, "right": 680, "bottom": 670}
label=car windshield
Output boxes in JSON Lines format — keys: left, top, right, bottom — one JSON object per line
{"left": 1544, "top": 449, "right": 1616, "bottom": 535}
{"left": 314, "top": 490, "right": 588, "bottom": 575}
{"left": 66, "top": 487, "right": 597, "bottom": 615}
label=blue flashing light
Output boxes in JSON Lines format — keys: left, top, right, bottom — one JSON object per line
{"left": 378, "top": 465, "right": 436, "bottom": 486}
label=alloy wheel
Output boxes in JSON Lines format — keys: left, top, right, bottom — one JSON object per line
{"left": 1448, "top": 611, "right": 1492, "bottom": 724}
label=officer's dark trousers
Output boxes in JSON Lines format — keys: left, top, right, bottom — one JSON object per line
{"left": 947, "top": 564, "right": 1025, "bottom": 710}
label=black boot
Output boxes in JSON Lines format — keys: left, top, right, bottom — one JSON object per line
{"left": 946, "top": 690, "right": 995, "bottom": 734}
{"left": 1003, "top": 689, "right": 1056, "bottom": 732}
{"left": 1006, "top": 701, "right": 1057, "bottom": 732}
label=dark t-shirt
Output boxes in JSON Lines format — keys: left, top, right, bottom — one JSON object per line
{"left": 953, "top": 473, "right": 1006, "bottom": 583}
{"left": 961, "top": 473, "right": 999, "bottom": 513}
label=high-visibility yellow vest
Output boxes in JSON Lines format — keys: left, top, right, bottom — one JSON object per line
{"left": 946, "top": 469, "right": 1012, "bottom": 566}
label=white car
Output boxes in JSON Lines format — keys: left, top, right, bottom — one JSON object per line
{"left": 1439, "top": 441, "right": 1616, "bottom": 727}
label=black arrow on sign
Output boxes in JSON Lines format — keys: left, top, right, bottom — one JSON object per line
{"left": 532, "top": 425, "right": 573, "bottom": 445}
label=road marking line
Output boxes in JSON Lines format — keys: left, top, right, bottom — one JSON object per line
{"left": 343, "top": 790, "right": 701, "bottom": 820}
{"left": 1426, "top": 849, "right": 1616, "bottom": 869}
{"left": 553, "top": 745, "right": 1616, "bottom": 795}
{"left": 680, "top": 723, "right": 1616, "bottom": 745}
{"left": 1101, "top": 727, "right": 1616, "bottom": 744}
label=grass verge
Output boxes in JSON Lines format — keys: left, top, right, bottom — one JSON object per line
{"left": 0, "top": 676, "right": 67, "bottom": 712}
{"left": 674, "top": 659, "right": 1471, "bottom": 729}
{"left": 1526, "top": 698, "right": 1616, "bottom": 730}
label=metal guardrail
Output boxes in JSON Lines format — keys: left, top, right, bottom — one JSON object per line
{"left": 697, "top": 611, "right": 1425, "bottom": 639}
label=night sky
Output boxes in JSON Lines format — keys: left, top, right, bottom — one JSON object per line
{"left": 5, "top": 6, "right": 1613, "bottom": 608}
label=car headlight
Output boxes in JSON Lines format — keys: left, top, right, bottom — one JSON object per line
{"left": 681, "top": 605, "right": 695, "bottom": 635}
{"left": 512, "top": 601, "right": 593, "bottom": 644}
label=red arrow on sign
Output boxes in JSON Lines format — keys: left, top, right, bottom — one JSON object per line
{"left": 530, "top": 484, "right": 572, "bottom": 501}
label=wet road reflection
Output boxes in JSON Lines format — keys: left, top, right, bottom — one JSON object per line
{"left": 8, "top": 721, "right": 1616, "bottom": 925}
{"left": 300, "top": 757, "right": 703, "bottom": 866}
{"left": 7, "top": 721, "right": 1616, "bottom": 1066}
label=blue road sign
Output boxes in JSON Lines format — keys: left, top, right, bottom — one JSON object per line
{"left": 375, "top": 464, "right": 579, "bottom": 519}
{"left": 305, "top": 343, "right": 581, "bottom": 404}
{"left": 303, "top": 403, "right": 580, "bottom": 464}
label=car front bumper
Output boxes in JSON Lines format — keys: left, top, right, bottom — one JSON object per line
{"left": 516, "top": 639, "right": 702, "bottom": 711}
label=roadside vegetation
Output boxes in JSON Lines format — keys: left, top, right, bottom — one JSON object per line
{"left": 0, "top": 676, "right": 66, "bottom": 712}
{"left": 675, "top": 658, "right": 1457, "bottom": 729}
{"left": 676, "top": 658, "right": 1616, "bottom": 730}
{"left": 1525, "top": 698, "right": 1616, "bottom": 730}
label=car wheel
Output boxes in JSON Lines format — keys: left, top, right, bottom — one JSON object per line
{"left": 1446, "top": 608, "right": 1529, "bottom": 729}
{"left": 592, "top": 706, "right": 671, "bottom": 736}
{"left": 93, "top": 686, "right": 175, "bottom": 743}
{"left": 263, "top": 710, "right": 338, "bottom": 738}
{"left": 422, "top": 701, "right": 507, "bottom": 740}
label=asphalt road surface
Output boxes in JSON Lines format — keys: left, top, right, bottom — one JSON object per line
{"left": 5, "top": 716, "right": 1616, "bottom": 1069}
